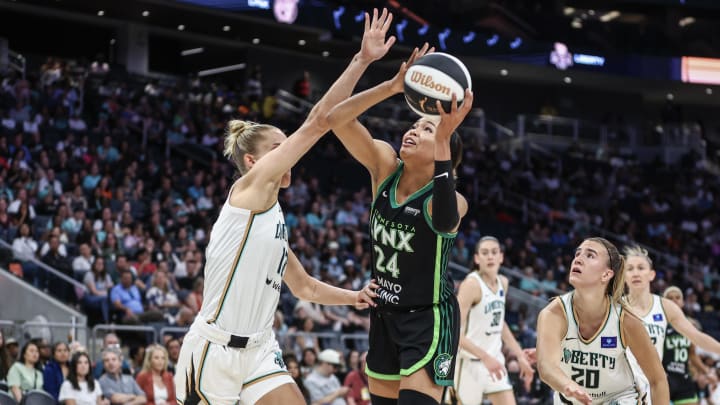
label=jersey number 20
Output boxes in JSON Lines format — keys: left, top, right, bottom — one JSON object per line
{"left": 490, "top": 311, "right": 502, "bottom": 327}
{"left": 571, "top": 366, "right": 600, "bottom": 389}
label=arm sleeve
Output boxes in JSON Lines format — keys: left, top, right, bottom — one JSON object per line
{"left": 431, "top": 160, "right": 459, "bottom": 233}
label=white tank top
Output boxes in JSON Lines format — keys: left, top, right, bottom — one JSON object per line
{"left": 198, "top": 198, "right": 288, "bottom": 335}
{"left": 555, "top": 292, "right": 638, "bottom": 404}
{"left": 460, "top": 272, "right": 505, "bottom": 362}
{"left": 625, "top": 294, "right": 667, "bottom": 391}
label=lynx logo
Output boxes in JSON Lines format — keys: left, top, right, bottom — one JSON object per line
{"left": 404, "top": 206, "right": 420, "bottom": 216}
{"left": 434, "top": 353, "right": 452, "bottom": 378}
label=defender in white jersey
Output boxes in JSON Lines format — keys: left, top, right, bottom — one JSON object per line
{"left": 536, "top": 238, "right": 668, "bottom": 405}
{"left": 623, "top": 245, "right": 720, "bottom": 404}
{"left": 174, "top": 9, "right": 398, "bottom": 405}
{"left": 454, "top": 237, "right": 533, "bottom": 405}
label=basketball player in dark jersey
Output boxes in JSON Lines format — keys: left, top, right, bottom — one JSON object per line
{"left": 325, "top": 45, "right": 473, "bottom": 405}
{"left": 662, "top": 286, "right": 717, "bottom": 405}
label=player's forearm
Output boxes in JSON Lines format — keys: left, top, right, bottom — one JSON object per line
{"left": 649, "top": 381, "right": 669, "bottom": 404}
{"left": 502, "top": 323, "right": 525, "bottom": 358}
{"left": 537, "top": 362, "right": 572, "bottom": 393}
{"left": 326, "top": 81, "right": 396, "bottom": 129}
{"left": 301, "top": 277, "right": 355, "bottom": 306}
{"left": 308, "top": 52, "right": 372, "bottom": 124}
{"left": 690, "top": 351, "right": 709, "bottom": 374}
{"left": 694, "top": 331, "right": 720, "bottom": 354}
{"left": 459, "top": 336, "right": 493, "bottom": 361}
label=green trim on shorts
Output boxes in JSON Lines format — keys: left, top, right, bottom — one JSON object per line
{"left": 365, "top": 364, "right": 401, "bottom": 381}
{"left": 672, "top": 395, "right": 699, "bottom": 405}
{"left": 400, "top": 305, "right": 441, "bottom": 376}
{"left": 243, "top": 370, "right": 290, "bottom": 386}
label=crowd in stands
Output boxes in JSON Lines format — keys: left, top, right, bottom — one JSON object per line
{"left": 1, "top": 54, "right": 720, "bottom": 403}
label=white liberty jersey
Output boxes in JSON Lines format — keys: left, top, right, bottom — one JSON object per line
{"left": 625, "top": 294, "right": 667, "bottom": 401}
{"left": 460, "top": 273, "right": 505, "bottom": 361}
{"left": 198, "top": 199, "right": 289, "bottom": 335}
{"left": 555, "top": 292, "right": 638, "bottom": 405}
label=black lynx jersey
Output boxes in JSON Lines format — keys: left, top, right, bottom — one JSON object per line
{"left": 370, "top": 162, "right": 456, "bottom": 309}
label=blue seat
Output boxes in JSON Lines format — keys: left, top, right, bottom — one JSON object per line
{"left": 0, "top": 390, "right": 17, "bottom": 405}
{"left": 19, "top": 390, "right": 54, "bottom": 405}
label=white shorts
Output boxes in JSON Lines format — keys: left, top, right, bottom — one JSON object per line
{"left": 634, "top": 373, "right": 651, "bottom": 405}
{"left": 454, "top": 357, "right": 511, "bottom": 405}
{"left": 175, "top": 322, "right": 294, "bottom": 405}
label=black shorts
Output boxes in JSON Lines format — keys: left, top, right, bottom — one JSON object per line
{"left": 668, "top": 373, "right": 698, "bottom": 403}
{"left": 365, "top": 297, "right": 460, "bottom": 386}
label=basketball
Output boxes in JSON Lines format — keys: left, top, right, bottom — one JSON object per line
{"left": 403, "top": 52, "right": 472, "bottom": 119}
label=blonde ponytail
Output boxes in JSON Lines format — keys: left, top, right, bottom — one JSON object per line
{"left": 223, "top": 119, "right": 277, "bottom": 174}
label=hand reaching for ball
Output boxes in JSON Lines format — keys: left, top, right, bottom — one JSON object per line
{"left": 435, "top": 89, "right": 474, "bottom": 143}
{"left": 388, "top": 43, "right": 434, "bottom": 94}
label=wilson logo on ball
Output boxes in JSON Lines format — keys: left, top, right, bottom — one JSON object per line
{"left": 403, "top": 52, "right": 472, "bottom": 119}
{"left": 408, "top": 72, "right": 452, "bottom": 96}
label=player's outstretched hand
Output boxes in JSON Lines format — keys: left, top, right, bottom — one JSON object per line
{"left": 483, "top": 355, "right": 506, "bottom": 382}
{"left": 435, "top": 89, "right": 474, "bottom": 143}
{"left": 389, "top": 42, "right": 434, "bottom": 94}
{"left": 523, "top": 348, "right": 537, "bottom": 365}
{"left": 562, "top": 382, "right": 592, "bottom": 405}
{"left": 518, "top": 355, "right": 535, "bottom": 392}
{"left": 359, "top": 8, "right": 396, "bottom": 63}
{"left": 354, "top": 279, "right": 379, "bottom": 309}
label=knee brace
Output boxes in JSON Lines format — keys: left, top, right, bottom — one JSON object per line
{"left": 370, "top": 393, "right": 397, "bottom": 405}
{"left": 398, "top": 389, "right": 439, "bottom": 405}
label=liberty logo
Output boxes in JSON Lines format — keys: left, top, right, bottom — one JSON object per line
{"left": 563, "top": 348, "right": 572, "bottom": 363}
{"left": 434, "top": 353, "right": 452, "bottom": 378}
{"left": 275, "top": 223, "right": 288, "bottom": 241}
{"left": 274, "top": 351, "right": 285, "bottom": 369}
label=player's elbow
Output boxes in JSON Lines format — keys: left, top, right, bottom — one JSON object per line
{"left": 536, "top": 359, "right": 552, "bottom": 385}
{"left": 288, "top": 276, "right": 314, "bottom": 302}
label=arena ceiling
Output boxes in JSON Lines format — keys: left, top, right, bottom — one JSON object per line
{"left": 338, "top": 0, "right": 720, "bottom": 58}
{"left": 1, "top": 0, "right": 718, "bottom": 106}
